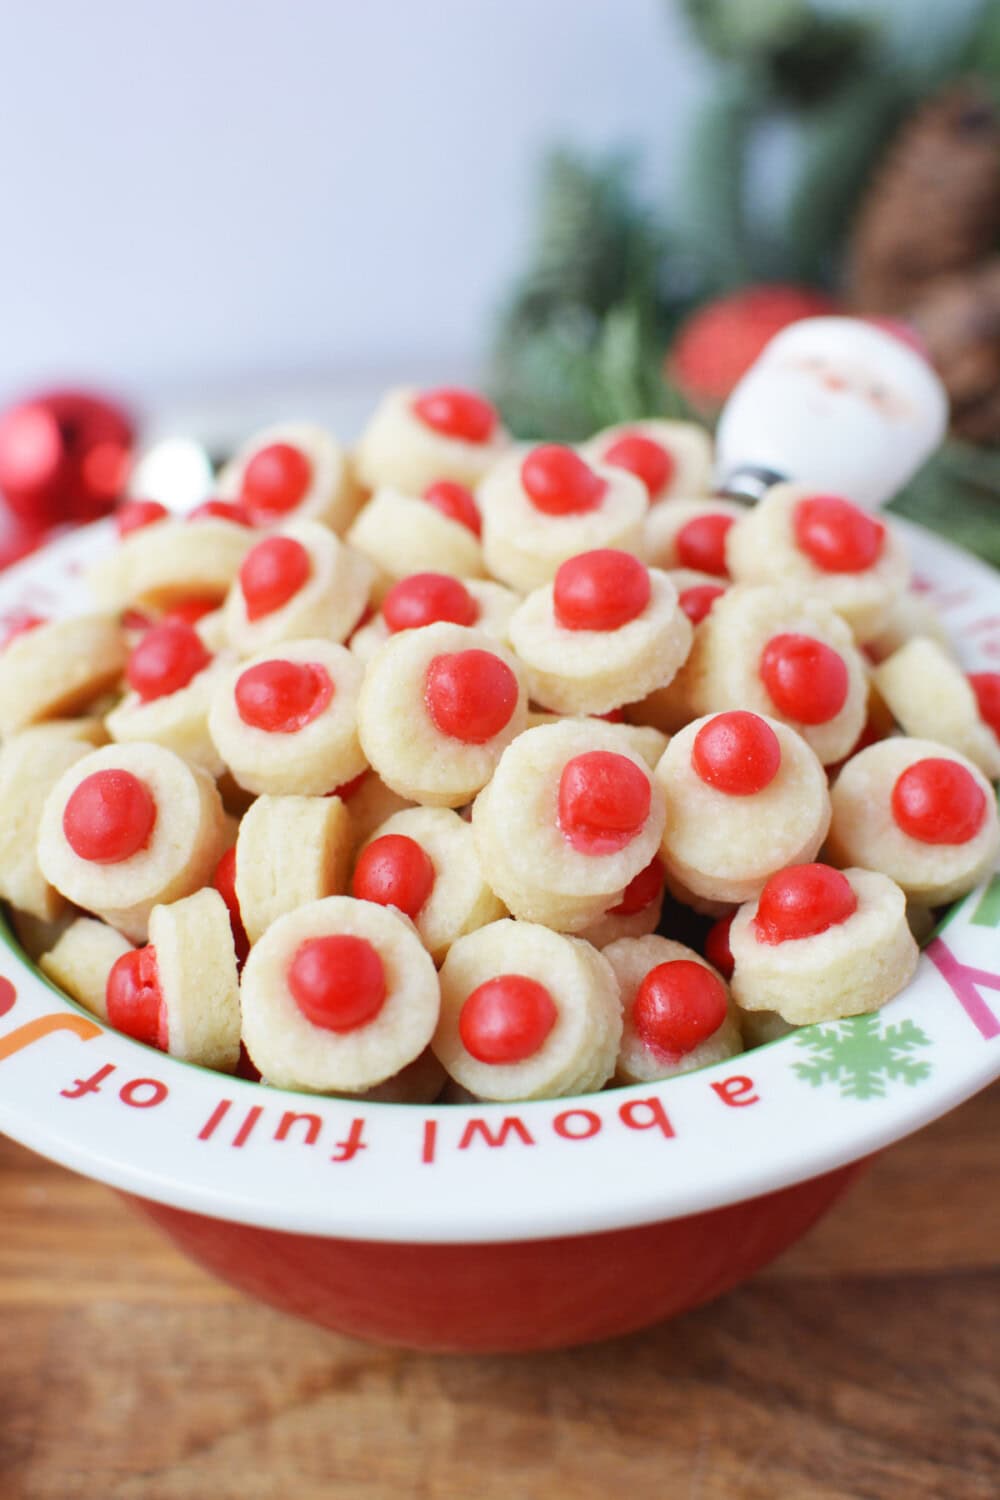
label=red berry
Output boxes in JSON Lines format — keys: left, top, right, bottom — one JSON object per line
{"left": 692, "top": 711, "right": 782, "bottom": 796}
{"left": 239, "top": 536, "right": 311, "bottom": 621}
{"left": 675, "top": 514, "right": 734, "bottom": 577}
{"left": 601, "top": 433, "right": 674, "bottom": 500}
{"left": 753, "top": 864, "right": 857, "bottom": 945}
{"left": 126, "top": 621, "right": 211, "bottom": 703}
{"left": 381, "top": 573, "right": 478, "bottom": 633}
{"left": 558, "top": 751, "right": 651, "bottom": 855}
{"left": 164, "top": 597, "right": 218, "bottom": 627}
{"left": 553, "top": 550, "right": 651, "bottom": 632}
{"left": 969, "top": 673, "right": 1000, "bottom": 740}
{"left": 704, "top": 913, "right": 735, "bottom": 979}
{"left": 411, "top": 388, "right": 496, "bottom": 444}
{"left": 424, "top": 650, "right": 518, "bottom": 743}
{"left": 459, "top": 974, "right": 557, "bottom": 1064}
{"left": 234, "top": 659, "right": 333, "bottom": 733}
{"left": 679, "top": 583, "right": 725, "bottom": 625}
{"left": 759, "top": 633, "right": 849, "bottom": 725}
{"left": 105, "top": 946, "right": 166, "bottom": 1049}
{"left": 189, "top": 497, "right": 251, "bottom": 526}
{"left": 352, "top": 833, "right": 436, "bottom": 919}
{"left": 521, "top": 445, "right": 607, "bottom": 516}
{"left": 423, "top": 480, "right": 482, "bottom": 536}
{"left": 794, "top": 495, "right": 885, "bottom": 573}
{"left": 212, "top": 847, "right": 249, "bottom": 965}
{"left": 116, "top": 499, "right": 168, "bottom": 537}
{"left": 609, "top": 857, "right": 664, "bottom": 915}
{"left": 287, "top": 934, "right": 386, "bottom": 1032}
{"left": 241, "top": 442, "right": 312, "bottom": 518}
{"left": 633, "top": 959, "right": 728, "bottom": 1058}
{"left": 891, "top": 758, "right": 986, "bottom": 845}
{"left": 63, "top": 769, "right": 157, "bottom": 864}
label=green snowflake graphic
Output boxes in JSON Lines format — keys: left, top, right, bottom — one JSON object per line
{"left": 793, "top": 1015, "right": 932, "bottom": 1100}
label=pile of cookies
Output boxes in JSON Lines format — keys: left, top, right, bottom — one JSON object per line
{"left": 1, "top": 386, "right": 997, "bottom": 1104}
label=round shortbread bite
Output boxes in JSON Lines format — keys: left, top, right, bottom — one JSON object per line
{"left": 149, "top": 888, "right": 241, "bottom": 1072}
{"left": 106, "top": 654, "right": 231, "bottom": 778}
{"left": 864, "top": 590, "right": 954, "bottom": 664}
{"left": 194, "top": 606, "right": 229, "bottom": 654}
{"left": 471, "top": 720, "right": 667, "bottom": 932}
{"left": 582, "top": 418, "right": 713, "bottom": 504}
{"left": 19, "top": 715, "right": 110, "bottom": 748}
{"left": 603, "top": 935, "right": 743, "bottom": 1085}
{"left": 524, "top": 712, "right": 668, "bottom": 769}
{"left": 356, "top": 806, "right": 505, "bottom": 964}
{"left": 725, "top": 483, "right": 909, "bottom": 639}
{"left": 234, "top": 793, "right": 353, "bottom": 944}
{"left": 334, "top": 769, "right": 415, "bottom": 852}
{"left": 216, "top": 421, "right": 362, "bottom": 533}
{"left": 480, "top": 451, "right": 647, "bottom": 594}
{"left": 350, "top": 578, "right": 518, "bottom": 666}
{"left": 730, "top": 868, "right": 918, "bottom": 1025}
{"left": 354, "top": 385, "right": 511, "bottom": 494}
{"left": 37, "top": 742, "right": 228, "bottom": 942}
{"left": 209, "top": 638, "right": 366, "bottom": 797}
{"left": 508, "top": 565, "right": 693, "bottom": 716}
{"left": 873, "top": 637, "right": 1000, "bottom": 780}
{"left": 625, "top": 572, "right": 729, "bottom": 735}
{"left": 241, "top": 896, "right": 440, "bottom": 1093}
{"left": 347, "top": 489, "right": 484, "bottom": 598}
{"left": 88, "top": 517, "right": 254, "bottom": 612}
{"left": 827, "top": 738, "right": 1000, "bottom": 905}
{"left": 0, "top": 729, "right": 93, "bottom": 920}
{"left": 357, "top": 622, "right": 527, "bottom": 807}
{"left": 39, "top": 916, "right": 133, "bottom": 1021}
{"left": 0, "top": 614, "right": 126, "bottom": 736}
{"left": 223, "top": 520, "right": 375, "bottom": 656}
{"left": 644, "top": 498, "right": 746, "bottom": 573}
{"left": 577, "top": 890, "right": 664, "bottom": 950}
{"left": 655, "top": 714, "right": 831, "bottom": 904}
{"left": 676, "top": 585, "right": 868, "bottom": 765}
{"left": 432, "top": 919, "right": 622, "bottom": 1101}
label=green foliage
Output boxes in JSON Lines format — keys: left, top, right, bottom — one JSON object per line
{"left": 891, "top": 441, "right": 1000, "bottom": 566}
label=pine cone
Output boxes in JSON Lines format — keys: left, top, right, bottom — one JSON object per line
{"left": 848, "top": 83, "right": 1000, "bottom": 315}
{"left": 910, "top": 258, "right": 1000, "bottom": 445}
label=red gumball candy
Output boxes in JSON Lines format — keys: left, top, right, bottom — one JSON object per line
{"left": 891, "top": 758, "right": 986, "bottom": 846}
{"left": 241, "top": 443, "right": 312, "bottom": 520}
{"left": 411, "top": 388, "right": 496, "bottom": 444}
{"left": 675, "top": 514, "right": 734, "bottom": 577}
{"left": 558, "top": 750, "right": 651, "bottom": 855}
{"left": 692, "top": 711, "right": 781, "bottom": 796}
{"left": 423, "top": 481, "right": 482, "bottom": 536}
{"left": 352, "top": 834, "right": 436, "bottom": 919}
{"left": 759, "top": 633, "right": 849, "bottom": 725}
{"left": 424, "top": 650, "right": 518, "bottom": 744}
{"left": 288, "top": 934, "right": 386, "bottom": 1032}
{"left": 609, "top": 857, "right": 664, "bottom": 915}
{"left": 793, "top": 495, "right": 885, "bottom": 574}
{"left": 239, "top": 536, "right": 311, "bottom": 621}
{"left": 126, "top": 621, "right": 211, "bottom": 703}
{"left": 679, "top": 583, "right": 725, "bottom": 625}
{"left": 106, "top": 946, "right": 166, "bottom": 1049}
{"left": 753, "top": 864, "right": 857, "bottom": 945}
{"left": 459, "top": 974, "right": 557, "bottom": 1064}
{"left": 601, "top": 433, "right": 674, "bottom": 500}
{"left": 382, "top": 573, "right": 478, "bottom": 633}
{"left": 234, "top": 660, "right": 333, "bottom": 734}
{"left": 521, "top": 446, "right": 606, "bottom": 516}
{"left": 553, "top": 550, "right": 651, "bottom": 632}
{"left": 633, "top": 959, "right": 728, "bottom": 1058}
{"left": 212, "top": 847, "right": 250, "bottom": 965}
{"left": 63, "top": 769, "right": 157, "bottom": 864}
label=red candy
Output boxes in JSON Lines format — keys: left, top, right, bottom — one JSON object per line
{"left": 553, "top": 550, "right": 651, "bottom": 632}
{"left": 704, "top": 913, "right": 735, "bottom": 979}
{"left": 558, "top": 751, "right": 651, "bottom": 855}
{"left": 234, "top": 659, "right": 333, "bottom": 734}
{"left": 692, "top": 711, "right": 781, "bottom": 796}
{"left": 288, "top": 934, "right": 386, "bottom": 1032}
{"left": 241, "top": 442, "right": 312, "bottom": 519}
{"left": 381, "top": 573, "right": 478, "bottom": 633}
{"left": 459, "top": 974, "right": 557, "bottom": 1064}
{"left": 331, "top": 769, "right": 369, "bottom": 802}
{"left": 675, "top": 514, "right": 734, "bottom": 577}
{"left": 759, "top": 633, "right": 849, "bottom": 725}
{"left": 116, "top": 499, "right": 168, "bottom": 537}
{"left": 633, "top": 959, "right": 728, "bottom": 1058}
{"left": 424, "top": 650, "right": 518, "bottom": 743}
{"left": 423, "top": 480, "right": 482, "bottom": 536}
{"left": 601, "top": 433, "right": 674, "bottom": 500}
{"left": 891, "top": 758, "right": 987, "bottom": 845}
{"left": 164, "top": 597, "right": 218, "bottom": 627}
{"left": 753, "top": 864, "right": 857, "bottom": 945}
{"left": 352, "top": 833, "right": 436, "bottom": 919}
{"left": 521, "top": 445, "right": 606, "bottom": 516}
{"left": 63, "top": 769, "right": 157, "bottom": 864}
{"left": 189, "top": 497, "right": 251, "bottom": 526}
{"left": 126, "top": 621, "right": 211, "bottom": 703}
{"left": 239, "top": 536, "right": 311, "bottom": 621}
{"left": 411, "top": 388, "right": 496, "bottom": 444}
{"left": 609, "top": 857, "right": 664, "bottom": 915}
{"left": 969, "top": 672, "right": 1000, "bottom": 739}
{"left": 212, "top": 847, "right": 249, "bottom": 965}
{"left": 106, "top": 946, "right": 166, "bottom": 1050}
{"left": 679, "top": 583, "right": 725, "bottom": 625}
{"left": 794, "top": 494, "right": 885, "bottom": 573}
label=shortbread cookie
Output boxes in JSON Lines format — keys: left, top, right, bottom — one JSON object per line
{"left": 240, "top": 896, "right": 440, "bottom": 1093}
{"left": 106, "top": 620, "right": 229, "bottom": 776}
{"left": 88, "top": 516, "right": 254, "bottom": 612}
{"left": 603, "top": 934, "right": 742, "bottom": 1084}
{"left": 350, "top": 574, "right": 518, "bottom": 665}
{"left": 471, "top": 719, "right": 667, "bottom": 932}
{"left": 330, "top": 768, "right": 415, "bottom": 851}
{"left": 873, "top": 638, "right": 1000, "bottom": 779}
{"left": 0, "top": 728, "right": 93, "bottom": 919}
{"left": 577, "top": 856, "right": 665, "bottom": 948}
{"left": 583, "top": 418, "right": 713, "bottom": 504}
{"left": 863, "top": 589, "right": 954, "bottom": 664}
{"left": 655, "top": 711, "right": 831, "bottom": 904}
{"left": 725, "top": 484, "right": 909, "bottom": 639}
{"left": 353, "top": 805, "right": 505, "bottom": 964}
{"left": 37, "top": 742, "right": 228, "bottom": 942}
{"left": 223, "top": 521, "right": 374, "bottom": 656}
{"left": 235, "top": 794, "right": 354, "bottom": 944}
{"left": 39, "top": 916, "right": 133, "bottom": 1021}
{"left": 508, "top": 551, "right": 693, "bottom": 715}
{"left": 624, "top": 572, "right": 730, "bottom": 735}
{"left": 480, "top": 444, "right": 647, "bottom": 594}
{"left": 432, "top": 918, "right": 622, "bottom": 1100}
{"left": 827, "top": 738, "right": 1000, "bottom": 905}
{"left": 354, "top": 385, "right": 510, "bottom": 494}
{"left": 209, "top": 638, "right": 366, "bottom": 797}
{"left": 357, "top": 622, "right": 526, "bottom": 807}
{"left": 347, "top": 488, "right": 485, "bottom": 597}
{"left": 217, "top": 421, "right": 361, "bottom": 532}
{"left": 0, "top": 614, "right": 126, "bottom": 736}
{"left": 729, "top": 863, "right": 918, "bottom": 1025}
{"left": 644, "top": 498, "right": 746, "bottom": 576}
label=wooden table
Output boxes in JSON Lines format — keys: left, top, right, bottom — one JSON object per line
{"left": 1, "top": 1086, "right": 997, "bottom": 1500}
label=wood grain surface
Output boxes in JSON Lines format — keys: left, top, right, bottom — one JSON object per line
{"left": 1, "top": 1085, "right": 997, "bottom": 1500}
